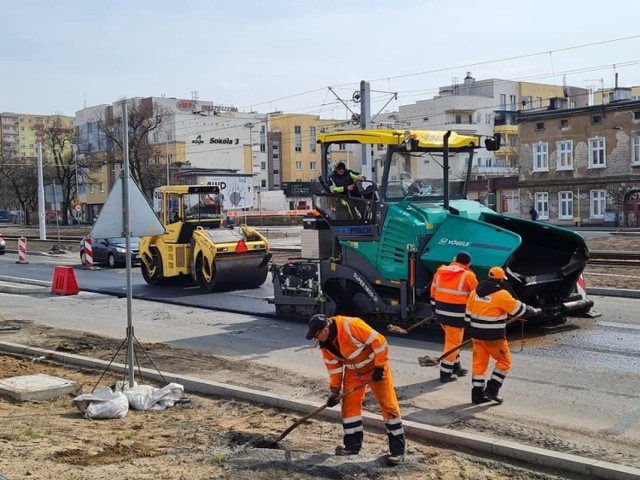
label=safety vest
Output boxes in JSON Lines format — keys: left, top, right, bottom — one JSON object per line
{"left": 320, "top": 316, "right": 388, "bottom": 390}
{"left": 430, "top": 263, "right": 478, "bottom": 328}
{"left": 465, "top": 286, "right": 527, "bottom": 340}
{"left": 329, "top": 170, "right": 360, "bottom": 193}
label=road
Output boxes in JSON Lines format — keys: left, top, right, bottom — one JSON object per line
{"left": 1, "top": 248, "right": 640, "bottom": 470}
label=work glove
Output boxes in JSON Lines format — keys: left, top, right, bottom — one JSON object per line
{"left": 326, "top": 388, "right": 341, "bottom": 408}
{"left": 372, "top": 367, "right": 385, "bottom": 382}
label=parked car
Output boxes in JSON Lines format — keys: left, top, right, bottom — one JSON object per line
{"left": 0, "top": 234, "right": 5, "bottom": 255}
{"left": 0, "top": 211, "right": 12, "bottom": 223}
{"left": 80, "top": 236, "right": 140, "bottom": 267}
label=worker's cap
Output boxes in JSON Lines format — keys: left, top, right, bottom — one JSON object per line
{"left": 335, "top": 162, "right": 346, "bottom": 170}
{"left": 455, "top": 251, "right": 471, "bottom": 265}
{"left": 488, "top": 266, "right": 506, "bottom": 281}
{"left": 306, "top": 314, "right": 329, "bottom": 340}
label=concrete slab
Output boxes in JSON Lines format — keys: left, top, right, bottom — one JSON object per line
{"left": 0, "top": 373, "right": 82, "bottom": 401}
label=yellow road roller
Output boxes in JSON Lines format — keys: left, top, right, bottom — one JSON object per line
{"left": 139, "top": 185, "right": 271, "bottom": 291}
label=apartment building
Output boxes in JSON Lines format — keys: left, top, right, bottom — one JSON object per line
{"left": 0, "top": 112, "right": 74, "bottom": 159}
{"left": 75, "top": 96, "right": 267, "bottom": 217}
{"left": 518, "top": 89, "right": 640, "bottom": 227}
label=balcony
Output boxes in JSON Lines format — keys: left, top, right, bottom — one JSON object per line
{"left": 472, "top": 165, "right": 519, "bottom": 177}
{"left": 495, "top": 124, "right": 518, "bottom": 135}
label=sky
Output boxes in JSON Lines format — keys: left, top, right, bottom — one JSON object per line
{"left": 2, "top": 0, "right": 640, "bottom": 119}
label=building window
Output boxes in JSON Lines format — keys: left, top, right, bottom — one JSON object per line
{"left": 534, "top": 192, "right": 549, "bottom": 220}
{"left": 295, "top": 161, "right": 302, "bottom": 170}
{"left": 588, "top": 137, "right": 606, "bottom": 168}
{"left": 533, "top": 142, "right": 549, "bottom": 172}
{"left": 632, "top": 136, "right": 640, "bottom": 165}
{"left": 634, "top": 111, "right": 640, "bottom": 120}
{"left": 89, "top": 183, "right": 95, "bottom": 194}
{"left": 560, "top": 119, "right": 568, "bottom": 128}
{"left": 99, "top": 182, "right": 105, "bottom": 193}
{"left": 310, "top": 161, "right": 317, "bottom": 170}
{"left": 535, "top": 97, "right": 542, "bottom": 107}
{"left": 590, "top": 190, "right": 606, "bottom": 218}
{"left": 261, "top": 179, "right": 267, "bottom": 188}
{"left": 499, "top": 94, "right": 506, "bottom": 109}
{"left": 558, "top": 191, "right": 573, "bottom": 220}
{"left": 309, "top": 126, "right": 316, "bottom": 152}
{"left": 260, "top": 161, "right": 266, "bottom": 170}
{"left": 294, "top": 125, "right": 302, "bottom": 152}
{"left": 535, "top": 122, "right": 545, "bottom": 131}
{"left": 591, "top": 115, "right": 602, "bottom": 125}
{"left": 556, "top": 140, "right": 573, "bottom": 170}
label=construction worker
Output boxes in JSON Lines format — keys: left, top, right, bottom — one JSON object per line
{"left": 328, "top": 162, "right": 365, "bottom": 196}
{"left": 305, "top": 313, "right": 405, "bottom": 466}
{"left": 465, "top": 266, "right": 535, "bottom": 405}
{"left": 426, "top": 251, "right": 478, "bottom": 383}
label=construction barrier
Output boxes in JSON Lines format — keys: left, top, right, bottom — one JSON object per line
{"left": 51, "top": 266, "right": 80, "bottom": 296}
{"left": 16, "top": 236, "right": 28, "bottom": 264}
{"left": 83, "top": 238, "right": 93, "bottom": 267}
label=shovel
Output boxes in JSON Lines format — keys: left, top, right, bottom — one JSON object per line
{"left": 275, "top": 378, "right": 371, "bottom": 443}
{"left": 417, "top": 314, "right": 534, "bottom": 367}
{"left": 387, "top": 314, "right": 435, "bottom": 335}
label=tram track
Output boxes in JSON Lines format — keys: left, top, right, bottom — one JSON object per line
{"left": 1, "top": 234, "right": 639, "bottom": 267}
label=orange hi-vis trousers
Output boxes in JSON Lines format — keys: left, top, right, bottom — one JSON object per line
{"left": 440, "top": 324, "right": 464, "bottom": 376}
{"left": 471, "top": 338, "right": 511, "bottom": 388}
{"left": 340, "top": 364, "right": 404, "bottom": 455}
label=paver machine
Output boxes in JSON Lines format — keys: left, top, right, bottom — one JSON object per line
{"left": 271, "top": 129, "right": 594, "bottom": 327}
{"left": 139, "top": 185, "right": 271, "bottom": 291}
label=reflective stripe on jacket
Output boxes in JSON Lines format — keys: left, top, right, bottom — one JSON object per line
{"left": 465, "top": 287, "right": 526, "bottom": 340}
{"left": 329, "top": 169, "right": 361, "bottom": 193}
{"left": 430, "top": 263, "right": 478, "bottom": 328}
{"left": 320, "top": 315, "right": 388, "bottom": 390}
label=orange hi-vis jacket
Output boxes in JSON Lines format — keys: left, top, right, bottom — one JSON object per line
{"left": 465, "top": 282, "right": 527, "bottom": 340}
{"left": 320, "top": 316, "right": 389, "bottom": 390}
{"left": 430, "top": 262, "right": 478, "bottom": 328}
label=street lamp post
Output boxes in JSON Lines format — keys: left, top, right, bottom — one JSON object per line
{"left": 165, "top": 132, "right": 170, "bottom": 185}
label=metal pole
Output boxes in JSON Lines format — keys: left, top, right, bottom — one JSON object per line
{"left": 166, "top": 132, "right": 170, "bottom": 185}
{"left": 122, "top": 101, "right": 135, "bottom": 388}
{"left": 52, "top": 179, "right": 61, "bottom": 245}
{"left": 37, "top": 141, "right": 46, "bottom": 240}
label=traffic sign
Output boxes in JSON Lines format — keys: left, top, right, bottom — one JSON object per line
{"left": 75, "top": 205, "right": 81, "bottom": 212}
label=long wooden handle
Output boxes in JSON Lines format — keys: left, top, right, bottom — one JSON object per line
{"left": 404, "top": 314, "right": 435, "bottom": 333}
{"left": 276, "top": 379, "right": 371, "bottom": 442}
{"left": 436, "top": 315, "right": 526, "bottom": 362}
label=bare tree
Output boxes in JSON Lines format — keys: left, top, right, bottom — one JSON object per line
{"left": 97, "top": 98, "right": 170, "bottom": 199}
{"left": 0, "top": 139, "right": 47, "bottom": 225}
{"left": 41, "top": 115, "right": 79, "bottom": 225}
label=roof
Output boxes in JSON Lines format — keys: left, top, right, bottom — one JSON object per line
{"left": 316, "top": 128, "right": 479, "bottom": 149}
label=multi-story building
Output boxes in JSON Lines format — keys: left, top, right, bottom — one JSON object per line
{"left": 76, "top": 96, "right": 267, "bottom": 218}
{"left": 375, "top": 73, "right": 589, "bottom": 209}
{"left": 0, "top": 112, "right": 74, "bottom": 160}
{"left": 518, "top": 89, "right": 640, "bottom": 227}
{"left": 267, "top": 113, "right": 353, "bottom": 209}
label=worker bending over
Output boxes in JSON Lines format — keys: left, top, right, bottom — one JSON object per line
{"left": 305, "top": 314, "right": 405, "bottom": 466}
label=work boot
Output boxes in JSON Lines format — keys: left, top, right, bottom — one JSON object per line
{"left": 335, "top": 446, "right": 359, "bottom": 456}
{"left": 453, "top": 364, "right": 468, "bottom": 377}
{"left": 485, "top": 380, "right": 504, "bottom": 404}
{"left": 471, "top": 387, "right": 490, "bottom": 404}
{"left": 385, "top": 452, "right": 405, "bottom": 466}
{"left": 440, "top": 373, "right": 457, "bottom": 384}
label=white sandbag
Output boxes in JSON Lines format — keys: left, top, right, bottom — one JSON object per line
{"left": 71, "top": 387, "right": 129, "bottom": 419}
{"left": 120, "top": 382, "right": 184, "bottom": 411}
